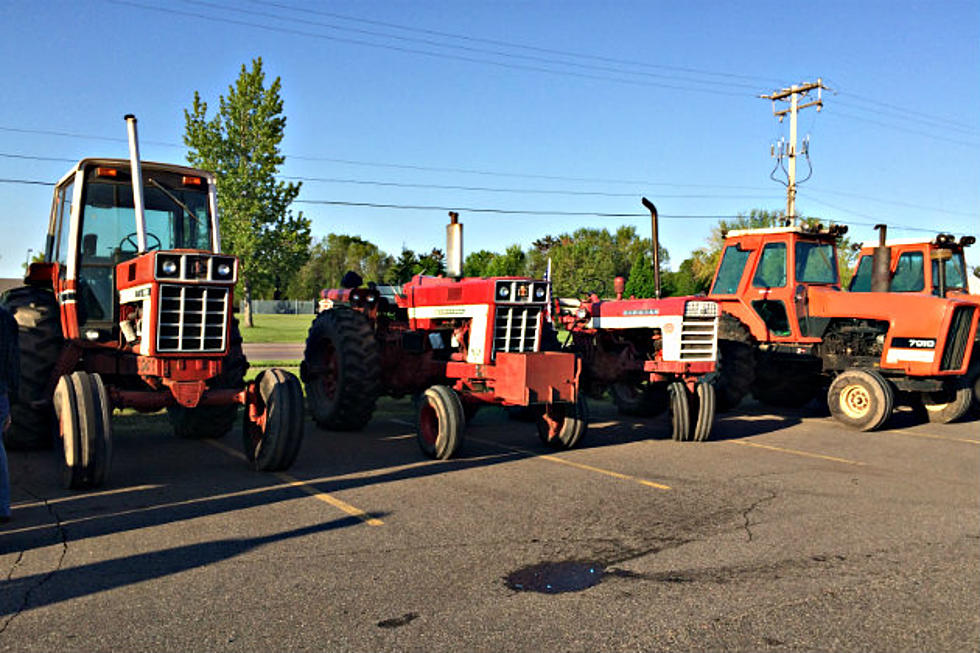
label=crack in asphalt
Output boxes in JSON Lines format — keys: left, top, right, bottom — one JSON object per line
{"left": 740, "top": 491, "right": 778, "bottom": 543}
{"left": 0, "top": 487, "right": 69, "bottom": 636}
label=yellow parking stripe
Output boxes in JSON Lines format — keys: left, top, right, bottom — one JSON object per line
{"left": 471, "top": 437, "right": 671, "bottom": 490}
{"left": 730, "top": 440, "right": 865, "bottom": 466}
{"left": 205, "top": 440, "right": 383, "bottom": 526}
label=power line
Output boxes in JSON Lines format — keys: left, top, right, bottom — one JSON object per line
{"left": 294, "top": 198, "right": 730, "bottom": 218}
{"left": 824, "top": 109, "right": 980, "bottom": 148}
{"left": 107, "top": 0, "right": 751, "bottom": 97}
{"left": 808, "top": 187, "right": 977, "bottom": 219}
{"left": 833, "top": 89, "right": 978, "bottom": 133}
{"left": 247, "top": 0, "right": 782, "bottom": 86}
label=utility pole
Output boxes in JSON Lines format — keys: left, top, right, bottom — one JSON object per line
{"left": 761, "top": 78, "right": 828, "bottom": 225}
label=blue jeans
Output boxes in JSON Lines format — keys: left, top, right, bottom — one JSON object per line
{"left": 0, "top": 393, "right": 10, "bottom": 519}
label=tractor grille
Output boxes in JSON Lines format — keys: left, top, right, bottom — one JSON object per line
{"left": 157, "top": 284, "right": 229, "bottom": 353}
{"left": 679, "top": 316, "right": 719, "bottom": 361}
{"left": 492, "top": 305, "right": 541, "bottom": 358}
{"left": 940, "top": 305, "right": 975, "bottom": 371}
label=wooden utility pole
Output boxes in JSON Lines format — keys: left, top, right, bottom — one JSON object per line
{"left": 761, "top": 79, "right": 827, "bottom": 224}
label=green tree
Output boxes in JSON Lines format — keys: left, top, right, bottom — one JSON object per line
{"left": 687, "top": 209, "right": 778, "bottom": 289}
{"left": 624, "top": 252, "right": 658, "bottom": 298}
{"left": 386, "top": 248, "right": 419, "bottom": 285}
{"left": 183, "top": 57, "right": 311, "bottom": 327}
{"left": 416, "top": 248, "right": 446, "bottom": 277}
{"left": 484, "top": 244, "right": 527, "bottom": 277}
{"left": 463, "top": 249, "right": 497, "bottom": 277}
{"left": 287, "top": 234, "right": 392, "bottom": 298}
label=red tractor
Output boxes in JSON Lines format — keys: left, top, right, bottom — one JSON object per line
{"left": 0, "top": 116, "right": 304, "bottom": 488}
{"left": 707, "top": 221, "right": 978, "bottom": 430}
{"left": 849, "top": 229, "right": 980, "bottom": 414}
{"left": 300, "top": 213, "right": 585, "bottom": 459}
{"left": 553, "top": 201, "right": 720, "bottom": 442}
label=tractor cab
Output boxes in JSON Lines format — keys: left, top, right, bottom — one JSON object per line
{"left": 708, "top": 223, "right": 846, "bottom": 342}
{"left": 850, "top": 234, "right": 975, "bottom": 298}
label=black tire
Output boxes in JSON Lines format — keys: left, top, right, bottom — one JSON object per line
{"left": 715, "top": 315, "right": 755, "bottom": 412}
{"left": 920, "top": 385, "right": 973, "bottom": 424}
{"left": 966, "top": 344, "right": 980, "bottom": 410}
{"left": 536, "top": 395, "right": 589, "bottom": 450}
{"left": 693, "top": 380, "right": 716, "bottom": 442}
{"left": 416, "top": 385, "right": 465, "bottom": 460}
{"left": 609, "top": 380, "right": 669, "bottom": 417}
{"left": 243, "top": 368, "right": 305, "bottom": 471}
{"left": 54, "top": 371, "right": 112, "bottom": 490}
{"left": 668, "top": 381, "right": 691, "bottom": 441}
{"left": 301, "top": 307, "right": 380, "bottom": 431}
{"left": 167, "top": 320, "right": 247, "bottom": 439}
{"left": 0, "top": 286, "right": 62, "bottom": 450}
{"left": 827, "top": 369, "right": 894, "bottom": 432}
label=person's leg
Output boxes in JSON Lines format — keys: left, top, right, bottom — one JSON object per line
{"left": 0, "top": 393, "right": 10, "bottom": 521}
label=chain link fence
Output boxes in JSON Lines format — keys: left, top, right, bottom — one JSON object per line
{"left": 243, "top": 299, "right": 316, "bottom": 315}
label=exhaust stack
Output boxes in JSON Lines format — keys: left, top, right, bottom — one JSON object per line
{"left": 446, "top": 211, "right": 463, "bottom": 278}
{"left": 124, "top": 114, "right": 148, "bottom": 253}
{"left": 870, "top": 224, "right": 891, "bottom": 293}
{"left": 642, "top": 197, "right": 662, "bottom": 299}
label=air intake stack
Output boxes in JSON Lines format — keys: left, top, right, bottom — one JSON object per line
{"left": 447, "top": 211, "right": 463, "bottom": 279}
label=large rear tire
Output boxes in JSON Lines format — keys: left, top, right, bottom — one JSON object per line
{"left": 54, "top": 371, "right": 112, "bottom": 490}
{"left": 920, "top": 385, "right": 973, "bottom": 424}
{"left": 609, "top": 380, "right": 669, "bottom": 417}
{"left": 243, "top": 368, "right": 304, "bottom": 471}
{"left": 416, "top": 385, "right": 465, "bottom": 460}
{"left": 0, "top": 286, "right": 63, "bottom": 450}
{"left": 715, "top": 315, "right": 755, "bottom": 412}
{"left": 167, "top": 320, "right": 247, "bottom": 439}
{"left": 827, "top": 369, "right": 894, "bottom": 431}
{"left": 301, "top": 307, "right": 381, "bottom": 431}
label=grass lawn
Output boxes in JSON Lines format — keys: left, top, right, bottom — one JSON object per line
{"left": 239, "top": 313, "right": 314, "bottom": 344}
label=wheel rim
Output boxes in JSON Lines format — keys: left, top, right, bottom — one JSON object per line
{"left": 419, "top": 401, "right": 439, "bottom": 446}
{"left": 319, "top": 340, "right": 339, "bottom": 400}
{"left": 839, "top": 384, "right": 872, "bottom": 419}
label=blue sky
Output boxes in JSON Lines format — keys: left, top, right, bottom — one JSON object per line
{"left": 1, "top": 0, "right": 977, "bottom": 279}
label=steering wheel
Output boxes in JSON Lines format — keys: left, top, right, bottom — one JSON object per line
{"left": 575, "top": 276, "right": 609, "bottom": 300}
{"left": 119, "top": 232, "right": 162, "bottom": 254}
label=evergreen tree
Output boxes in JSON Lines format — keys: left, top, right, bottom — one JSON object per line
{"left": 183, "top": 57, "right": 311, "bottom": 326}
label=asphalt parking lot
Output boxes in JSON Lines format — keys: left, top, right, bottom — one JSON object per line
{"left": 1, "top": 399, "right": 978, "bottom": 652}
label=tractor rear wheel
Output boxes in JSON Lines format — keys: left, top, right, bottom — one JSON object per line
{"left": 1, "top": 286, "right": 63, "bottom": 449}
{"left": 692, "top": 380, "right": 716, "bottom": 442}
{"left": 668, "top": 381, "right": 691, "bottom": 441}
{"left": 536, "top": 395, "right": 589, "bottom": 450}
{"left": 715, "top": 315, "right": 755, "bottom": 412}
{"left": 416, "top": 385, "right": 465, "bottom": 460}
{"left": 301, "top": 307, "right": 380, "bottom": 431}
{"left": 54, "top": 371, "right": 112, "bottom": 490}
{"left": 610, "top": 380, "right": 669, "bottom": 417}
{"left": 167, "top": 320, "right": 247, "bottom": 439}
{"left": 243, "top": 368, "right": 304, "bottom": 471}
{"left": 920, "top": 386, "right": 973, "bottom": 424}
{"left": 827, "top": 369, "right": 894, "bottom": 431}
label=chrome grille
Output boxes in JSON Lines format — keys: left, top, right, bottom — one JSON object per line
{"left": 492, "top": 305, "right": 541, "bottom": 358}
{"left": 679, "top": 315, "right": 718, "bottom": 361}
{"left": 157, "top": 284, "right": 229, "bottom": 353}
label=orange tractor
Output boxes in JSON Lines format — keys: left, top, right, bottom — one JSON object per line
{"left": 0, "top": 116, "right": 304, "bottom": 488}
{"left": 707, "top": 221, "right": 978, "bottom": 430}
{"left": 848, "top": 229, "right": 979, "bottom": 415}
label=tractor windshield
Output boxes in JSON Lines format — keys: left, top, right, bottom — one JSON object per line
{"left": 933, "top": 252, "right": 967, "bottom": 292}
{"left": 795, "top": 241, "right": 838, "bottom": 284}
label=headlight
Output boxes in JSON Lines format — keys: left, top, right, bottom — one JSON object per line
{"left": 684, "top": 301, "right": 718, "bottom": 317}
{"left": 533, "top": 284, "right": 547, "bottom": 300}
{"left": 498, "top": 284, "right": 510, "bottom": 299}
{"left": 158, "top": 257, "right": 178, "bottom": 276}
{"left": 576, "top": 307, "right": 589, "bottom": 319}
{"left": 216, "top": 263, "right": 232, "bottom": 277}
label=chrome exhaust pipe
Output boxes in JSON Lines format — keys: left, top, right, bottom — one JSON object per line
{"left": 446, "top": 211, "right": 463, "bottom": 278}
{"left": 124, "top": 114, "right": 148, "bottom": 253}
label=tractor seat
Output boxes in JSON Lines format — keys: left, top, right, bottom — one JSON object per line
{"left": 556, "top": 297, "right": 581, "bottom": 309}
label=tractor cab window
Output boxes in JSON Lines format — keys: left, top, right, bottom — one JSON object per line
{"left": 76, "top": 174, "right": 214, "bottom": 327}
{"left": 711, "top": 245, "right": 751, "bottom": 295}
{"left": 795, "top": 241, "right": 838, "bottom": 284}
{"left": 850, "top": 255, "right": 872, "bottom": 291}
{"left": 890, "top": 252, "right": 925, "bottom": 292}
{"left": 932, "top": 252, "right": 967, "bottom": 293}
{"left": 53, "top": 181, "right": 74, "bottom": 266}
{"left": 752, "top": 242, "right": 787, "bottom": 288}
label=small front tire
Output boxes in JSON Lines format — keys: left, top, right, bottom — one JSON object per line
{"left": 827, "top": 369, "right": 894, "bottom": 431}
{"left": 54, "top": 371, "right": 112, "bottom": 490}
{"left": 416, "top": 385, "right": 465, "bottom": 460}
{"left": 536, "top": 396, "right": 589, "bottom": 450}
{"left": 243, "top": 368, "right": 305, "bottom": 471}
{"left": 668, "top": 381, "right": 691, "bottom": 441}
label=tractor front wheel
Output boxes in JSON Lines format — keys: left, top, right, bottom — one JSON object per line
{"left": 537, "top": 396, "right": 589, "bottom": 450}
{"left": 827, "top": 369, "right": 894, "bottom": 431}
{"left": 243, "top": 368, "right": 304, "bottom": 471}
{"left": 692, "top": 380, "right": 716, "bottom": 442}
{"left": 668, "top": 381, "right": 691, "bottom": 441}
{"left": 416, "top": 385, "right": 465, "bottom": 460}
{"left": 54, "top": 371, "right": 112, "bottom": 490}
{"left": 919, "top": 386, "right": 973, "bottom": 424}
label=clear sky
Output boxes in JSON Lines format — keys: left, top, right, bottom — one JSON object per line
{"left": 1, "top": 0, "right": 977, "bottom": 279}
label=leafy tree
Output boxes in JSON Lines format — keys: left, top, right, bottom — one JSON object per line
{"left": 623, "top": 252, "right": 658, "bottom": 298}
{"left": 385, "top": 248, "right": 445, "bottom": 283}
{"left": 287, "top": 234, "right": 392, "bottom": 298}
{"left": 666, "top": 257, "right": 711, "bottom": 296}
{"left": 463, "top": 249, "right": 497, "bottom": 277}
{"left": 183, "top": 57, "right": 311, "bottom": 327}
{"left": 416, "top": 248, "right": 446, "bottom": 277}
{"left": 687, "top": 209, "right": 777, "bottom": 290}
{"left": 485, "top": 244, "right": 527, "bottom": 277}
